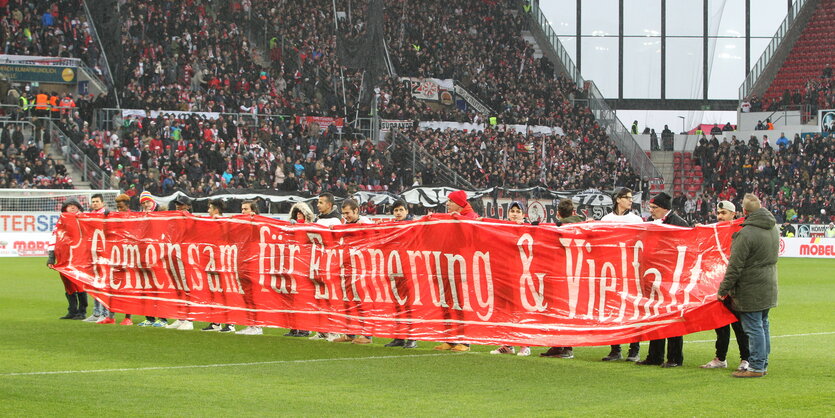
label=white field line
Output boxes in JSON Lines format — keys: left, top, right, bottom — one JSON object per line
{"left": 0, "top": 353, "right": 452, "bottom": 377}
{"left": 2, "top": 331, "right": 832, "bottom": 377}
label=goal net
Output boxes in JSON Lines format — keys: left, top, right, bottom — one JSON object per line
{"left": 0, "top": 189, "right": 121, "bottom": 213}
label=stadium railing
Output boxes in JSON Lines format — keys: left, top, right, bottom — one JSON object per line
{"left": 529, "top": 1, "right": 661, "bottom": 182}
{"left": 391, "top": 131, "right": 477, "bottom": 191}
{"left": 738, "top": 0, "right": 807, "bottom": 101}
{"left": 46, "top": 120, "right": 112, "bottom": 190}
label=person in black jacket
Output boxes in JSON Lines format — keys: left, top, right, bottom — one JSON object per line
{"left": 384, "top": 200, "right": 418, "bottom": 349}
{"left": 636, "top": 192, "right": 690, "bottom": 368}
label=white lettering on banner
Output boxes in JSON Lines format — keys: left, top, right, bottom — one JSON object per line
{"left": 518, "top": 234, "right": 547, "bottom": 312}
{"left": 380, "top": 119, "right": 413, "bottom": 130}
{"left": 557, "top": 237, "right": 696, "bottom": 321}
{"left": 86, "top": 228, "right": 248, "bottom": 292}
{"left": 65, "top": 221, "right": 719, "bottom": 328}
{"left": 454, "top": 85, "right": 491, "bottom": 114}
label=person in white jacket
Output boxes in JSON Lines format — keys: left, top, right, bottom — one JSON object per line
{"left": 599, "top": 187, "right": 644, "bottom": 362}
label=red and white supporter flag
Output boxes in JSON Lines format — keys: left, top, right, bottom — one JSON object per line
{"left": 53, "top": 213, "right": 740, "bottom": 346}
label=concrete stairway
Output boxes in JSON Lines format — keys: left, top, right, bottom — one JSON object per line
{"left": 650, "top": 151, "right": 675, "bottom": 191}
{"left": 521, "top": 30, "right": 544, "bottom": 59}
{"left": 48, "top": 142, "right": 91, "bottom": 189}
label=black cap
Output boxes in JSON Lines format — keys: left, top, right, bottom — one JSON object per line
{"left": 174, "top": 195, "right": 192, "bottom": 206}
{"left": 650, "top": 192, "right": 672, "bottom": 210}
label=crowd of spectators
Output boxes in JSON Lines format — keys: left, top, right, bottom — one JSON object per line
{"left": 405, "top": 117, "right": 640, "bottom": 192}
{"left": 55, "top": 108, "right": 405, "bottom": 201}
{"left": 116, "top": 0, "right": 353, "bottom": 119}
{"left": 0, "top": 0, "right": 108, "bottom": 82}
{"left": 0, "top": 123, "right": 73, "bottom": 189}
{"left": 692, "top": 132, "right": 835, "bottom": 224}
{"left": 745, "top": 71, "right": 834, "bottom": 115}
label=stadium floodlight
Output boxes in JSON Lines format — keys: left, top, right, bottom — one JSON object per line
{"left": 0, "top": 189, "right": 120, "bottom": 213}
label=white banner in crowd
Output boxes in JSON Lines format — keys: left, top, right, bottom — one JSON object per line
{"left": 417, "top": 121, "right": 565, "bottom": 137}
{"left": 399, "top": 77, "right": 454, "bottom": 101}
{"left": 818, "top": 109, "right": 835, "bottom": 132}
{"left": 779, "top": 237, "right": 835, "bottom": 258}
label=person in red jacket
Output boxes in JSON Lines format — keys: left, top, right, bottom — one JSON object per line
{"left": 48, "top": 199, "right": 88, "bottom": 319}
{"left": 434, "top": 190, "right": 477, "bottom": 352}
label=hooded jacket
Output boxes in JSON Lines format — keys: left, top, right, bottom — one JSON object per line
{"left": 717, "top": 208, "right": 779, "bottom": 312}
{"left": 289, "top": 202, "right": 315, "bottom": 223}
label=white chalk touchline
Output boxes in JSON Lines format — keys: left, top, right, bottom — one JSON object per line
{"left": 2, "top": 331, "right": 832, "bottom": 377}
{"left": 0, "top": 353, "right": 452, "bottom": 377}
{"left": 683, "top": 330, "right": 835, "bottom": 344}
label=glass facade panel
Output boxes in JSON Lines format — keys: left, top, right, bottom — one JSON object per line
{"left": 666, "top": 37, "right": 704, "bottom": 99}
{"left": 750, "top": 0, "right": 789, "bottom": 37}
{"left": 581, "top": 37, "right": 619, "bottom": 97}
{"left": 540, "top": 0, "right": 577, "bottom": 36}
{"left": 580, "top": 0, "right": 618, "bottom": 36}
{"left": 624, "top": 37, "right": 662, "bottom": 98}
{"left": 666, "top": 1, "right": 703, "bottom": 36}
{"left": 624, "top": 0, "right": 661, "bottom": 37}
{"left": 709, "top": 0, "right": 744, "bottom": 37}
{"left": 708, "top": 38, "right": 745, "bottom": 99}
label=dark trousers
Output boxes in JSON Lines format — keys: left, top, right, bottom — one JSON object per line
{"left": 610, "top": 342, "right": 640, "bottom": 354}
{"left": 715, "top": 321, "right": 750, "bottom": 361}
{"left": 66, "top": 292, "right": 88, "bottom": 316}
{"left": 646, "top": 336, "right": 683, "bottom": 364}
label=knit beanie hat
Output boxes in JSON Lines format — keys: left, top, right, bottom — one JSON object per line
{"left": 447, "top": 190, "right": 469, "bottom": 207}
{"left": 650, "top": 192, "right": 672, "bottom": 210}
{"left": 139, "top": 191, "right": 155, "bottom": 204}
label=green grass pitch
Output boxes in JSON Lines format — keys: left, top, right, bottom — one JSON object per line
{"left": 0, "top": 257, "right": 833, "bottom": 416}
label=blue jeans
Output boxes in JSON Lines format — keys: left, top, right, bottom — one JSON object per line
{"left": 93, "top": 299, "right": 111, "bottom": 318}
{"left": 739, "top": 309, "right": 771, "bottom": 372}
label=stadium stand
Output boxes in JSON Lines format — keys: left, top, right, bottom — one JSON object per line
{"left": 0, "top": 123, "right": 73, "bottom": 189}
{"left": 757, "top": 0, "right": 835, "bottom": 114}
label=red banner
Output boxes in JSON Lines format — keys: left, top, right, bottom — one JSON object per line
{"left": 294, "top": 116, "right": 344, "bottom": 133}
{"left": 53, "top": 213, "right": 739, "bottom": 346}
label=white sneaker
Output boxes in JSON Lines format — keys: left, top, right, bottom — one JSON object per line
{"left": 83, "top": 315, "right": 100, "bottom": 322}
{"left": 309, "top": 332, "right": 328, "bottom": 340}
{"left": 517, "top": 347, "right": 531, "bottom": 356}
{"left": 236, "top": 326, "right": 263, "bottom": 335}
{"left": 176, "top": 320, "right": 193, "bottom": 330}
{"left": 490, "top": 346, "right": 515, "bottom": 355}
{"left": 737, "top": 360, "right": 749, "bottom": 371}
{"left": 166, "top": 319, "right": 183, "bottom": 329}
{"left": 700, "top": 357, "right": 728, "bottom": 368}
{"left": 325, "top": 333, "right": 345, "bottom": 342}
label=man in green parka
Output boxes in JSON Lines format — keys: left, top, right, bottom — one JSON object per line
{"left": 717, "top": 193, "right": 779, "bottom": 378}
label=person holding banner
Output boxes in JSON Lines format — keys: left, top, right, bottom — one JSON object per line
{"left": 599, "top": 187, "right": 643, "bottom": 362}
{"left": 384, "top": 200, "right": 419, "bottom": 349}
{"left": 237, "top": 200, "right": 265, "bottom": 336}
{"left": 717, "top": 194, "right": 779, "bottom": 378}
{"left": 167, "top": 195, "right": 195, "bottom": 331}
{"left": 636, "top": 192, "right": 689, "bottom": 368}
{"left": 309, "top": 193, "right": 344, "bottom": 341}
{"left": 434, "top": 190, "right": 477, "bottom": 352}
{"left": 540, "top": 199, "right": 585, "bottom": 359}
{"left": 136, "top": 191, "right": 169, "bottom": 328}
{"left": 88, "top": 194, "right": 116, "bottom": 324}
{"left": 283, "top": 202, "right": 315, "bottom": 338}
{"left": 113, "top": 194, "right": 137, "bottom": 326}
{"left": 332, "top": 199, "right": 375, "bottom": 345}
{"left": 492, "top": 201, "right": 532, "bottom": 357}
{"left": 201, "top": 199, "right": 235, "bottom": 333}
{"left": 700, "top": 201, "right": 750, "bottom": 371}
{"left": 48, "top": 198, "right": 88, "bottom": 320}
